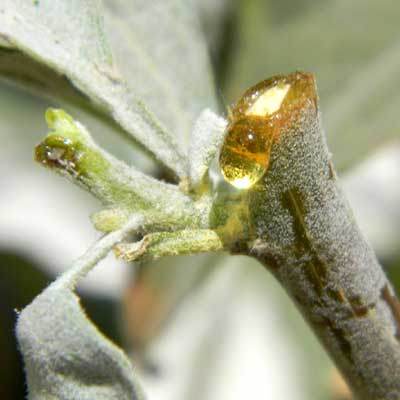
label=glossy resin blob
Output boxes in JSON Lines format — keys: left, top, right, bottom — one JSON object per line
{"left": 219, "top": 72, "right": 317, "bottom": 189}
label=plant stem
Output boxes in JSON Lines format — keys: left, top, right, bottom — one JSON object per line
{"left": 241, "top": 74, "right": 400, "bottom": 399}
{"left": 51, "top": 214, "right": 145, "bottom": 291}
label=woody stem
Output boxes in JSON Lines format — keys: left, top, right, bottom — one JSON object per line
{"left": 240, "top": 77, "right": 400, "bottom": 400}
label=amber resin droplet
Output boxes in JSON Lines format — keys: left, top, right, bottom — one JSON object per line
{"left": 220, "top": 72, "right": 317, "bottom": 189}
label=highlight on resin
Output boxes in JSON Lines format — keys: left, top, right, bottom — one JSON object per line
{"left": 219, "top": 72, "right": 317, "bottom": 189}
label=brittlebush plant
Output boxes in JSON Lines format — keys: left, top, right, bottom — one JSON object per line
{"left": 2, "top": 1, "right": 400, "bottom": 399}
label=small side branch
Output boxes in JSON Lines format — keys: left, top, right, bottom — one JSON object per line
{"left": 114, "top": 229, "right": 223, "bottom": 262}
{"left": 35, "top": 109, "right": 199, "bottom": 232}
{"left": 188, "top": 108, "right": 228, "bottom": 191}
{"left": 51, "top": 214, "right": 146, "bottom": 291}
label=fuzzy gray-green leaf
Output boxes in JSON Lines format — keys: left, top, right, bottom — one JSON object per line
{"left": 0, "top": 0, "right": 187, "bottom": 178}
{"left": 103, "top": 0, "right": 218, "bottom": 147}
{"left": 16, "top": 287, "right": 145, "bottom": 400}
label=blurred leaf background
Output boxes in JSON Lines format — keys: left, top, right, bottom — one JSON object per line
{"left": 1, "top": 0, "right": 399, "bottom": 399}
